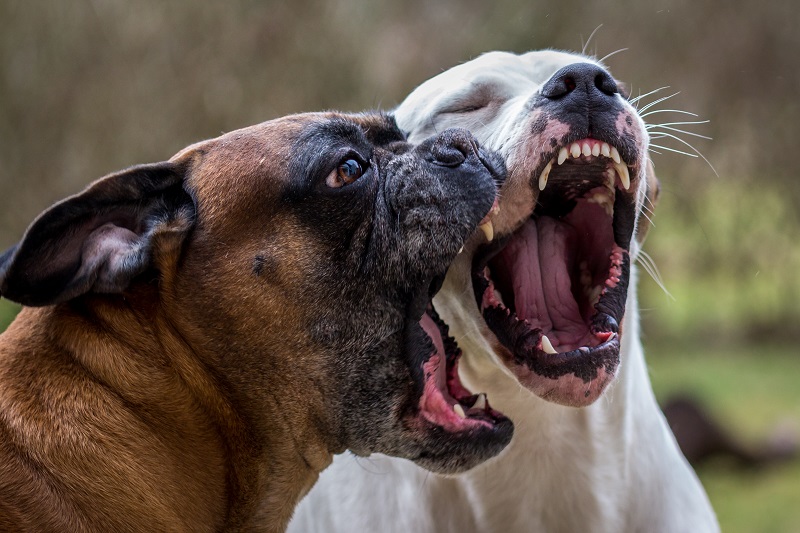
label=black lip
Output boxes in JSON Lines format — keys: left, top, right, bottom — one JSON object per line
{"left": 471, "top": 255, "right": 628, "bottom": 383}
{"left": 470, "top": 167, "right": 636, "bottom": 384}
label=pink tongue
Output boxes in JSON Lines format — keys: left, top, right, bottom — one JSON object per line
{"left": 495, "top": 218, "right": 588, "bottom": 349}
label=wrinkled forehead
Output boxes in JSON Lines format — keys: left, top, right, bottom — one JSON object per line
{"left": 172, "top": 112, "right": 402, "bottom": 227}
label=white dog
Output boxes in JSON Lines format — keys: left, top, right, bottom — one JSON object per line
{"left": 290, "top": 50, "right": 719, "bottom": 533}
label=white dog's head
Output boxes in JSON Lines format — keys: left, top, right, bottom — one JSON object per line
{"left": 395, "top": 50, "right": 659, "bottom": 407}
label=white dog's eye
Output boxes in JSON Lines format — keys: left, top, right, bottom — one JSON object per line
{"left": 326, "top": 158, "right": 366, "bottom": 188}
{"left": 441, "top": 100, "right": 488, "bottom": 115}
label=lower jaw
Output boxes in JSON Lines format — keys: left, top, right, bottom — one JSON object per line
{"left": 495, "top": 338, "right": 619, "bottom": 407}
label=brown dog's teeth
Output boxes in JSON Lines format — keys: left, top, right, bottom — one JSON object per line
{"left": 479, "top": 221, "right": 494, "bottom": 242}
{"left": 453, "top": 404, "right": 467, "bottom": 419}
{"left": 473, "top": 393, "right": 487, "bottom": 411}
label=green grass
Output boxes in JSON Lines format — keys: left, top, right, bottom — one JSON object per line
{"left": 647, "top": 343, "right": 800, "bottom": 533}
{"left": 0, "top": 299, "right": 20, "bottom": 332}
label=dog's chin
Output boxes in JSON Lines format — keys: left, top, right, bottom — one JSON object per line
{"left": 471, "top": 139, "right": 639, "bottom": 407}
{"left": 401, "top": 280, "right": 514, "bottom": 474}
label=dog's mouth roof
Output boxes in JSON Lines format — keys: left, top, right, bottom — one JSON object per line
{"left": 416, "top": 303, "right": 507, "bottom": 429}
{"left": 472, "top": 138, "right": 636, "bottom": 405}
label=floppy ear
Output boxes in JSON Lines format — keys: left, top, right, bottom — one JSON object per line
{"left": 635, "top": 159, "right": 660, "bottom": 245}
{"left": 0, "top": 162, "right": 195, "bottom": 306}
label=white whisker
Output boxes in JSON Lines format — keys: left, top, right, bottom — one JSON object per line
{"left": 650, "top": 133, "right": 719, "bottom": 177}
{"left": 639, "top": 209, "right": 655, "bottom": 228}
{"left": 629, "top": 86, "right": 670, "bottom": 105}
{"left": 649, "top": 125, "right": 712, "bottom": 141}
{"left": 582, "top": 25, "right": 603, "bottom": 55}
{"left": 647, "top": 119, "right": 709, "bottom": 128}
{"left": 649, "top": 143, "right": 699, "bottom": 158}
{"left": 642, "top": 109, "right": 699, "bottom": 118}
{"left": 637, "top": 250, "right": 674, "bottom": 301}
{"left": 598, "top": 47, "right": 628, "bottom": 63}
{"left": 638, "top": 92, "right": 681, "bottom": 113}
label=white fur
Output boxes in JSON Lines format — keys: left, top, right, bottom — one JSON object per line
{"left": 289, "top": 50, "right": 718, "bottom": 533}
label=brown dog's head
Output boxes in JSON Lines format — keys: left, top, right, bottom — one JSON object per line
{"left": 0, "top": 112, "right": 513, "bottom": 474}
{"left": 394, "top": 51, "right": 660, "bottom": 407}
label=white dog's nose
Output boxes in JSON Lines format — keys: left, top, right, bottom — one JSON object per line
{"left": 540, "top": 62, "right": 619, "bottom": 100}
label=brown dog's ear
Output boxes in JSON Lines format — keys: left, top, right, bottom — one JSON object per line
{"left": 635, "top": 159, "right": 660, "bottom": 245}
{"left": 0, "top": 162, "right": 195, "bottom": 307}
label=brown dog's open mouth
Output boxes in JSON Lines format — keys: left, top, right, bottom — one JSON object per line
{"left": 472, "top": 138, "right": 637, "bottom": 406}
{"left": 417, "top": 304, "right": 507, "bottom": 431}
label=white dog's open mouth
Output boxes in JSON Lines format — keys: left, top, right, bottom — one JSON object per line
{"left": 472, "top": 138, "right": 637, "bottom": 406}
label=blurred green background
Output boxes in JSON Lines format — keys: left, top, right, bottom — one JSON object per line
{"left": 1, "top": 0, "right": 798, "bottom": 530}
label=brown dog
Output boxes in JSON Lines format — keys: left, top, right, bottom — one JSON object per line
{"left": 0, "top": 112, "right": 512, "bottom": 532}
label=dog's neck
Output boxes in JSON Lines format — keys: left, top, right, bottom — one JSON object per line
{"left": 13, "top": 290, "right": 332, "bottom": 532}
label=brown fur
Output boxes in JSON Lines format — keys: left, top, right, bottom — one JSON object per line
{"left": 0, "top": 113, "right": 510, "bottom": 532}
{"left": 0, "top": 119, "right": 339, "bottom": 532}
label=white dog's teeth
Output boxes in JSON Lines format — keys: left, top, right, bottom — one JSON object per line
{"left": 592, "top": 143, "right": 601, "bottom": 157}
{"left": 614, "top": 162, "right": 631, "bottom": 190}
{"left": 538, "top": 159, "right": 553, "bottom": 191}
{"left": 570, "top": 143, "right": 581, "bottom": 158}
{"left": 541, "top": 335, "right": 557, "bottom": 355}
{"left": 582, "top": 142, "right": 592, "bottom": 157}
{"left": 473, "top": 393, "right": 487, "bottom": 411}
{"left": 601, "top": 143, "right": 611, "bottom": 158}
{"left": 557, "top": 147, "right": 568, "bottom": 165}
{"left": 458, "top": 245, "right": 464, "bottom": 254}
{"left": 610, "top": 146, "right": 621, "bottom": 164}
{"left": 454, "top": 404, "right": 467, "bottom": 419}
{"left": 479, "top": 221, "right": 494, "bottom": 242}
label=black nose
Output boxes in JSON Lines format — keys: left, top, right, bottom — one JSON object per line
{"left": 540, "top": 62, "right": 618, "bottom": 100}
{"left": 430, "top": 128, "right": 478, "bottom": 167}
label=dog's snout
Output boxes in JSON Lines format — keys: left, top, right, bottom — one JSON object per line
{"left": 541, "top": 63, "right": 618, "bottom": 100}
{"left": 430, "top": 128, "right": 479, "bottom": 167}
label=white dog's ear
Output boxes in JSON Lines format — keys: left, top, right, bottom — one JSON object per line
{"left": 635, "top": 159, "right": 660, "bottom": 245}
{"left": 0, "top": 162, "right": 195, "bottom": 307}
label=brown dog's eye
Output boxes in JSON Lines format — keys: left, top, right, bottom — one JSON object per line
{"left": 326, "top": 159, "right": 365, "bottom": 188}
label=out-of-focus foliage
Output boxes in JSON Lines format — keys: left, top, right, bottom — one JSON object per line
{"left": 2, "top": 0, "right": 798, "bottom": 343}
{"left": 2, "top": 2, "right": 799, "bottom": 530}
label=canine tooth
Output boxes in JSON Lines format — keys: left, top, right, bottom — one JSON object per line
{"left": 570, "top": 143, "right": 581, "bottom": 158}
{"left": 541, "top": 335, "right": 557, "bottom": 355}
{"left": 557, "top": 147, "right": 568, "bottom": 165}
{"left": 480, "top": 221, "right": 494, "bottom": 242}
{"left": 454, "top": 404, "right": 467, "bottom": 419}
{"left": 473, "top": 393, "right": 487, "bottom": 410}
{"left": 601, "top": 143, "right": 611, "bottom": 158}
{"left": 458, "top": 246, "right": 464, "bottom": 254}
{"left": 538, "top": 159, "right": 553, "bottom": 191}
{"left": 614, "top": 162, "right": 631, "bottom": 190}
{"left": 582, "top": 142, "right": 592, "bottom": 157}
{"left": 610, "top": 146, "right": 621, "bottom": 164}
